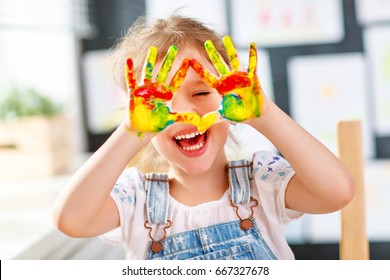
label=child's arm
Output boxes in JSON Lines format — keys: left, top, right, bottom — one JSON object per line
{"left": 52, "top": 122, "right": 153, "bottom": 238}
{"left": 248, "top": 97, "right": 355, "bottom": 214}
{"left": 53, "top": 45, "right": 186, "bottom": 238}
{"left": 198, "top": 36, "right": 355, "bottom": 214}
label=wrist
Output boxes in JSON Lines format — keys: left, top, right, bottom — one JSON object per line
{"left": 246, "top": 97, "right": 275, "bottom": 128}
{"left": 118, "top": 120, "right": 155, "bottom": 143}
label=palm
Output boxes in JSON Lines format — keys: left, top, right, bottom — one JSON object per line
{"left": 190, "top": 36, "right": 264, "bottom": 123}
{"left": 126, "top": 46, "right": 189, "bottom": 133}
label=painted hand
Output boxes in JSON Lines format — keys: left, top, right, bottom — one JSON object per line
{"left": 126, "top": 46, "right": 190, "bottom": 133}
{"left": 191, "top": 36, "right": 264, "bottom": 123}
{"left": 126, "top": 46, "right": 220, "bottom": 134}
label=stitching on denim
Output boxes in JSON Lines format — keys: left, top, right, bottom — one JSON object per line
{"left": 228, "top": 160, "right": 252, "bottom": 204}
{"left": 145, "top": 173, "right": 169, "bottom": 224}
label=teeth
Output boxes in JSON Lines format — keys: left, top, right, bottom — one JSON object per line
{"left": 174, "top": 131, "right": 203, "bottom": 140}
{"left": 173, "top": 131, "right": 206, "bottom": 152}
{"left": 182, "top": 141, "right": 205, "bottom": 151}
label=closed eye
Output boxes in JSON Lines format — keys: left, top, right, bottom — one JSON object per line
{"left": 192, "top": 91, "right": 210, "bottom": 97}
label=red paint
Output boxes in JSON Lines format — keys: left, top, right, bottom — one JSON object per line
{"left": 170, "top": 58, "right": 191, "bottom": 90}
{"left": 129, "top": 100, "right": 135, "bottom": 111}
{"left": 130, "top": 98, "right": 154, "bottom": 111}
{"left": 133, "top": 82, "right": 173, "bottom": 101}
{"left": 216, "top": 74, "right": 251, "bottom": 93}
{"left": 189, "top": 59, "right": 206, "bottom": 79}
{"left": 189, "top": 59, "right": 218, "bottom": 87}
{"left": 126, "top": 58, "right": 136, "bottom": 89}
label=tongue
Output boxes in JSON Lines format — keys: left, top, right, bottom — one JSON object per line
{"left": 177, "top": 133, "right": 205, "bottom": 147}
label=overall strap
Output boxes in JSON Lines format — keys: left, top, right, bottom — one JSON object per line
{"left": 228, "top": 159, "right": 252, "bottom": 204}
{"left": 144, "top": 173, "right": 170, "bottom": 224}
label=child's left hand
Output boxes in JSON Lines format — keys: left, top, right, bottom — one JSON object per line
{"left": 190, "top": 36, "right": 264, "bottom": 123}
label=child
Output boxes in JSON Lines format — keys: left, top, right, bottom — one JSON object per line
{"left": 52, "top": 15, "right": 355, "bottom": 260}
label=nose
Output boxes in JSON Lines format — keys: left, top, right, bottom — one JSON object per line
{"left": 170, "top": 92, "right": 199, "bottom": 115}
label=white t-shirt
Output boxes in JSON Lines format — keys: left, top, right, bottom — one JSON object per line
{"left": 101, "top": 150, "right": 302, "bottom": 259}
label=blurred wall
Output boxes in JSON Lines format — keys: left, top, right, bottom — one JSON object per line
{"left": 81, "top": 0, "right": 390, "bottom": 160}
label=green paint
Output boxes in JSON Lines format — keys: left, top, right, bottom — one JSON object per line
{"left": 144, "top": 46, "right": 158, "bottom": 80}
{"left": 205, "top": 40, "right": 228, "bottom": 75}
{"left": 219, "top": 94, "right": 247, "bottom": 122}
{"left": 157, "top": 45, "right": 178, "bottom": 83}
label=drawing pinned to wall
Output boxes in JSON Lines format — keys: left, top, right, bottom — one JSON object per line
{"left": 364, "top": 26, "right": 390, "bottom": 136}
{"left": 145, "top": 0, "right": 227, "bottom": 34}
{"left": 364, "top": 160, "right": 390, "bottom": 240}
{"left": 230, "top": 0, "right": 344, "bottom": 47}
{"left": 82, "top": 50, "right": 127, "bottom": 134}
{"left": 355, "top": 0, "right": 390, "bottom": 25}
{"left": 287, "top": 53, "right": 374, "bottom": 158}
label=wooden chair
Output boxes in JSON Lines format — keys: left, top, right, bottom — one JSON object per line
{"left": 337, "top": 120, "right": 370, "bottom": 259}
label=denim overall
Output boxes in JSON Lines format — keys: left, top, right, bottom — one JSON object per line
{"left": 143, "top": 160, "right": 277, "bottom": 260}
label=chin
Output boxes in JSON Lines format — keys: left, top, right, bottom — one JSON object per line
{"left": 174, "top": 159, "right": 215, "bottom": 176}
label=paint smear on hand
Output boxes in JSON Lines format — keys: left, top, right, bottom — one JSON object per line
{"left": 191, "top": 36, "right": 264, "bottom": 123}
{"left": 126, "top": 46, "right": 220, "bottom": 133}
{"left": 126, "top": 37, "right": 263, "bottom": 135}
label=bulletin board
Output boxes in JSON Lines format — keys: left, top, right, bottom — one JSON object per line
{"left": 81, "top": 0, "right": 390, "bottom": 158}
{"left": 261, "top": 0, "right": 390, "bottom": 158}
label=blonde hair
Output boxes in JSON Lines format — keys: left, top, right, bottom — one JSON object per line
{"left": 111, "top": 15, "right": 230, "bottom": 173}
{"left": 112, "top": 15, "right": 229, "bottom": 91}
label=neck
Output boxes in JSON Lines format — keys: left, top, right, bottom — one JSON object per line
{"left": 169, "top": 153, "right": 229, "bottom": 206}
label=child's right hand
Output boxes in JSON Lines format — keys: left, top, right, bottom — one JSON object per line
{"left": 126, "top": 46, "right": 190, "bottom": 133}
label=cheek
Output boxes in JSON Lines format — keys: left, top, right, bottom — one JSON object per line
{"left": 151, "top": 134, "right": 170, "bottom": 158}
{"left": 210, "top": 94, "right": 223, "bottom": 109}
{"left": 212, "top": 122, "right": 230, "bottom": 144}
{"left": 199, "top": 94, "right": 223, "bottom": 114}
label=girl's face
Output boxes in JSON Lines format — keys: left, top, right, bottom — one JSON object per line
{"left": 151, "top": 47, "right": 230, "bottom": 175}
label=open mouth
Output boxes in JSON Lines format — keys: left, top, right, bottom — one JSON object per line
{"left": 173, "top": 130, "right": 208, "bottom": 152}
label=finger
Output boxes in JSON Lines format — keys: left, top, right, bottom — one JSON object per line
{"left": 223, "top": 36, "right": 241, "bottom": 71}
{"left": 197, "top": 111, "right": 224, "bottom": 133}
{"left": 142, "top": 46, "right": 158, "bottom": 82}
{"left": 189, "top": 59, "right": 218, "bottom": 88}
{"left": 204, "top": 39, "right": 229, "bottom": 76}
{"left": 125, "top": 58, "right": 136, "bottom": 94}
{"left": 157, "top": 45, "right": 178, "bottom": 84}
{"left": 169, "top": 58, "right": 190, "bottom": 92}
{"left": 248, "top": 43, "right": 258, "bottom": 75}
